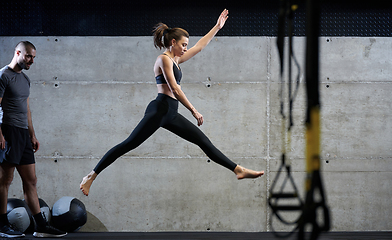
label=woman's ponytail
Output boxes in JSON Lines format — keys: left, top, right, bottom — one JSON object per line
{"left": 152, "top": 23, "right": 189, "bottom": 50}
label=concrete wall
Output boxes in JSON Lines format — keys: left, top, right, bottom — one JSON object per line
{"left": 0, "top": 36, "right": 391, "bottom": 232}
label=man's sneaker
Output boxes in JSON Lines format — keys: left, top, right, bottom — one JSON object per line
{"left": 0, "top": 224, "right": 25, "bottom": 238}
{"left": 33, "top": 225, "right": 67, "bottom": 238}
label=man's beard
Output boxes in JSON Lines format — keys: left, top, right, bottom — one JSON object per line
{"left": 18, "top": 61, "right": 30, "bottom": 70}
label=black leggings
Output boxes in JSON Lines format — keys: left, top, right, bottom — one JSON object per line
{"left": 93, "top": 94, "right": 237, "bottom": 174}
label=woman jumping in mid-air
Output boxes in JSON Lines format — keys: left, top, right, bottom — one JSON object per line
{"left": 80, "top": 9, "right": 264, "bottom": 196}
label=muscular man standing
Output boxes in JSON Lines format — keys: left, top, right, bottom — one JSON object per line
{"left": 0, "top": 41, "right": 66, "bottom": 238}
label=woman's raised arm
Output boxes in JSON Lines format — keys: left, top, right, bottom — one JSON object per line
{"left": 178, "top": 9, "right": 229, "bottom": 64}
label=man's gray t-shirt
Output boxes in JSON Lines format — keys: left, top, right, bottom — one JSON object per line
{"left": 0, "top": 66, "right": 30, "bottom": 129}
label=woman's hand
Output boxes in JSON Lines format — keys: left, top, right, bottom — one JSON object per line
{"left": 216, "top": 9, "right": 229, "bottom": 29}
{"left": 179, "top": 8, "right": 229, "bottom": 64}
{"left": 192, "top": 110, "right": 204, "bottom": 126}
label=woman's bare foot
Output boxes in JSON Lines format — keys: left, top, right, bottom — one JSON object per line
{"left": 80, "top": 171, "right": 97, "bottom": 196}
{"left": 234, "top": 165, "right": 264, "bottom": 180}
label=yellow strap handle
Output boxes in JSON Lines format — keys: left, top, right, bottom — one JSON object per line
{"left": 305, "top": 105, "right": 320, "bottom": 191}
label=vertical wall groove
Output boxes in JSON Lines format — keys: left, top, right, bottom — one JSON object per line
{"left": 265, "top": 36, "right": 272, "bottom": 232}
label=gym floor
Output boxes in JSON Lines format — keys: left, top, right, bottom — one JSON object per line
{"left": 12, "top": 231, "right": 392, "bottom": 240}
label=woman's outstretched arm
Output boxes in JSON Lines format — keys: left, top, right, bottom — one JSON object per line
{"left": 178, "top": 9, "right": 229, "bottom": 64}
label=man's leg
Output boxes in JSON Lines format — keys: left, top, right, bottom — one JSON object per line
{"left": 16, "top": 163, "right": 40, "bottom": 214}
{"left": 0, "top": 162, "right": 16, "bottom": 215}
{"left": 0, "top": 162, "right": 16, "bottom": 223}
{"left": 16, "top": 163, "right": 67, "bottom": 238}
{"left": 0, "top": 162, "right": 25, "bottom": 237}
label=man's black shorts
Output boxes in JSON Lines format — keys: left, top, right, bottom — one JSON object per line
{"left": 0, "top": 124, "right": 35, "bottom": 165}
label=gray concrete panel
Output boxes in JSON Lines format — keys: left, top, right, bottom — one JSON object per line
{"left": 324, "top": 170, "right": 392, "bottom": 231}
{"left": 181, "top": 37, "right": 270, "bottom": 83}
{"left": 269, "top": 37, "right": 392, "bottom": 83}
{"left": 320, "top": 37, "right": 392, "bottom": 82}
{"left": 321, "top": 83, "right": 392, "bottom": 159}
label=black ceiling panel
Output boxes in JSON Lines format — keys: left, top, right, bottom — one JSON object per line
{"left": 1, "top": 0, "right": 390, "bottom": 36}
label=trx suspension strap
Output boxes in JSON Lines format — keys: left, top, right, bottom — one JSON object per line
{"left": 269, "top": 0, "right": 330, "bottom": 239}
{"left": 298, "top": 0, "right": 330, "bottom": 239}
{"left": 268, "top": 0, "right": 303, "bottom": 237}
